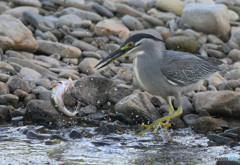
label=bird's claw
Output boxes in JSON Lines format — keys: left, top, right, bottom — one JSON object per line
{"left": 138, "top": 122, "right": 171, "bottom": 135}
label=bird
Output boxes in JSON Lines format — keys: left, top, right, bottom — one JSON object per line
{"left": 95, "top": 33, "right": 222, "bottom": 135}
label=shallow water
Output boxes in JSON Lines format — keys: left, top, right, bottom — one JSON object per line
{"left": 0, "top": 125, "right": 239, "bottom": 165}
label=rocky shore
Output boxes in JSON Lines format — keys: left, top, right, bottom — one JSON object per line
{"left": 0, "top": 0, "right": 240, "bottom": 154}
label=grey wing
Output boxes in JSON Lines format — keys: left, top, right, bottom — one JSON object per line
{"left": 161, "top": 55, "right": 221, "bottom": 86}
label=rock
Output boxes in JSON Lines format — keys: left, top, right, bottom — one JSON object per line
{"left": 115, "top": 68, "right": 133, "bottom": 82}
{"left": 19, "top": 67, "right": 42, "bottom": 80}
{"left": 108, "top": 83, "right": 134, "bottom": 104}
{"left": 72, "top": 77, "right": 113, "bottom": 106}
{"left": 4, "top": 6, "right": 39, "bottom": 18}
{"left": 216, "top": 160, "right": 240, "bottom": 165}
{"left": 142, "top": 14, "right": 164, "bottom": 26}
{"left": 71, "top": 29, "right": 93, "bottom": 38}
{"left": 156, "top": 0, "right": 185, "bottom": 16}
{"left": 181, "top": 4, "right": 230, "bottom": 41}
{"left": 95, "top": 124, "right": 115, "bottom": 135}
{"left": 0, "top": 82, "right": 9, "bottom": 95}
{"left": 170, "top": 117, "right": 186, "bottom": 129}
{"left": 0, "top": 106, "right": 12, "bottom": 122}
{"left": 37, "top": 40, "right": 82, "bottom": 58}
{"left": 115, "top": 3, "right": 142, "bottom": 17}
{"left": 13, "top": 89, "right": 27, "bottom": 99}
{"left": 225, "top": 69, "right": 240, "bottom": 80}
{"left": 229, "top": 29, "right": 240, "bottom": 49}
{"left": 95, "top": 19, "right": 130, "bottom": 39}
{"left": 183, "top": 114, "right": 199, "bottom": 126}
{"left": 219, "top": 132, "right": 238, "bottom": 139}
{"left": 38, "top": 90, "right": 51, "bottom": 101}
{"left": 207, "top": 35, "right": 224, "bottom": 45}
{"left": 155, "top": 11, "right": 176, "bottom": 22}
{"left": 7, "top": 76, "right": 31, "bottom": 93}
{"left": 173, "top": 97, "right": 194, "bottom": 116}
{"left": 224, "top": 126, "right": 240, "bottom": 136}
{"left": 229, "top": 10, "right": 239, "bottom": 22}
{"left": 69, "top": 130, "right": 83, "bottom": 139}
{"left": 228, "top": 49, "right": 240, "bottom": 62}
{"left": 57, "top": 14, "right": 82, "bottom": 27}
{"left": 26, "top": 130, "right": 50, "bottom": 140}
{"left": 60, "top": 7, "right": 102, "bottom": 22}
{"left": 208, "top": 134, "right": 232, "bottom": 145}
{"left": 122, "top": 15, "right": 144, "bottom": 30}
{"left": 35, "top": 55, "right": 61, "bottom": 68}
{"left": 0, "top": 94, "right": 19, "bottom": 107}
{"left": 7, "top": 57, "right": 58, "bottom": 79}
{"left": 79, "top": 105, "right": 97, "bottom": 116}
{"left": 35, "top": 30, "right": 58, "bottom": 42}
{"left": 23, "top": 11, "right": 55, "bottom": 32}
{"left": 206, "top": 72, "right": 225, "bottom": 87}
{"left": 78, "top": 58, "right": 100, "bottom": 75}
{"left": 87, "top": 112, "right": 106, "bottom": 120}
{"left": 50, "top": 134, "right": 68, "bottom": 141}
{"left": 82, "top": 51, "right": 102, "bottom": 59}
{"left": 0, "top": 15, "right": 38, "bottom": 52}
{"left": 166, "top": 36, "right": 199, "bottom": 53}
{"left": 193, "top": 91, "right": 240, "bottom": 118}
{"left": 5, "top": 50, "right": 34, "bottom": 59}
{"left": 0, "top": 73, "right": 10, "bottom": 82}
{"left": 12, "top": 0, "right": 42, "bottom": 8}
{"left": 92, "top": 3, "right": 113, "bottom": 18}
{"left": 24, "top": 100, "right": 76, "bottom": 128}
{"left": 206, "top": 49, "right": 226, "bottom": 59}
{"left": 0, "top": 61, "right": 17, "bottom": 75}
{"left": 72, "top": 40, "right": 98, "bottom": 51}
{"left": 62, "top": 58, "right": 78, "bottom": 65}
{"left": 193, "top": 116, "right": 228, "bottom": 133}
{"left": 35, "top": 78, "right": 52, "bottom": 90}
{"left": 114, "top": 91, "right": 161, "bottom": 124}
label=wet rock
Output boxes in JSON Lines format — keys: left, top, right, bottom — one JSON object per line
{"left": 110, "top": 113, "right": 133, "bottom": 125}
{"left": 50, "top": 134, "right": 68, "bottom": 141}
{"left": 182, "top": 4, "right": 230, "bottom": 41}
{"left": 95, "top": 124, "right": 116, "bottom": 135}
{"left": 228, "top": 49, "right": 240, "bottom": 62}
{"left": 0, "top": 82, "right": 9, "bottom": 95}
{"left": 37, "top": 40, "right": 82, "bottom": 58}
{"left": 60, "top": 7, "right": 102, "bottom": 22}
{"left": 156, "top": 0, "right": 184, "bottom": 16}
{"left": 79, "top": 105, "right": 97, "bottom": 116}
{"left": 12, "top": 0, "right": 42, "bottom": 8}
{"left": 166, "top": 36, "right": 199, "bottom": 53}
{"left": 95, "top": 19, "right": 130, "bottom": 39}
{"left": 170, "top": 117, "right": 186, "bottom": 129}
{"left": 87, "top": 113, "right": 106, "bottom": 120}
{"left": 0, "top": 94, "right": 19, "bottom": 107}
{"left": 26, "top": 130, "right": 50, "bottom": 140}
{"left": 78, "top": 58, "right": 100, "bottom": 75}
{"left": 23, "top": 11, "right": 55, "bottom": 32}
{"left": 0, "top": 106, "right": 12, "bottom": 122}
{"left": 224, "top": 126, "right": 240, "bottom": 136}
{"left": 219, "top": 132, "right": 238, "bottom": 139}
{"left": 92, "top": 3, "right": 113, "bottom": 18}
{"left": 208, "top": 134, "right": 232, "bottom": 145}
{"left": 69, "top": 130, "right": 83, "bottom": 139}
{"left": 193, "top": 116, "right": 228, "bottom": 133}
{"left": 108, "top": 83, "right": 134, "bottom": 104}
{"left": 173, "top": 97, "right": 194, "bottom": 116}
{"left": 216, "top": 160, "right": 240, "bottom": 165}
{"left": 193, "top": 91, "right": 240, "bottom": 118}
{"left": 24, "top": 100, "right": 77, "bottom": 128}
{"left": 7, "top": 77, "right": 31, "bottom": 93}
{"left": 72, "top": 40, "right": 98, "bottom": 51}
{"left": 114, "top": 91, "right": 161, "bottom": 124}
{"left": 4, "top": 6, "right": 39, "bottom": 18}
{"left": 72, "top": 77, "right": 113, "bottom": 106}
{"left": 183, "top": 114, "right": 199, "bottom": 126}
{"left": 0, "top": 14, "right": 38, "bottom": 52}
{"left": 115, "top": 3, "right": 142, "bottom": 17}
{"left": 122, "top": 15, "right": 144, "bottom": 30}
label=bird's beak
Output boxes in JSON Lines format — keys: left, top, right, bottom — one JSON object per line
{"left": 95, "top": 48, "right": 129, "bottom": 69}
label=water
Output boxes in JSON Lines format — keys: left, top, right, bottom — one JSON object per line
{"left": 0, "top": 125, "right": 239, "bottom": 165}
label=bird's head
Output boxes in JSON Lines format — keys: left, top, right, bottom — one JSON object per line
{"left": 95, "top": 33, "right": 166, "bottom": 69}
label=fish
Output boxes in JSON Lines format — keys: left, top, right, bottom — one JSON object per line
{"left": 51, "top": 78, "right": 78, "bottom": 117}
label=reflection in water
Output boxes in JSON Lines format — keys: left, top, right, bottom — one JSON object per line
{"left": 0, "top": 125, "right": 238, "bottom": 165}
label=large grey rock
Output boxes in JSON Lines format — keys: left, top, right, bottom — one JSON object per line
{"left": 114, "top": 91, "right": 161, "bottom": 124}
{"left": 181, "top": 4, "right": 230, "bottom": 41}
{"left": 19, "top": 67, "right": 42, "bottom": 80}
{"left": 72, "top": 77, "right": 113, "bottom": 106}
{"left": 37, "top": 40, "right": 82, "bottom": 58}
{"left": 122, "top": 15, "right": 144, "bottom": 30}
{"left": 57, "top": 14, "right": 82, "bottom": 27}
{"left": 0, "top": 15, "right": 38, "bottom": 52}
{"left": 193, "top": 91, "right": 240, "bottom": 118}
{"left": 7, "top": 76, "right": 32, "bottom": 93}
{"left": 78, "top": 58, "right": 101, "bottom": 75}
{"left": 4, "top": 6, "right": 39, "bottom": 18}
{"left": 95, "top": 19, "right": 130, "bottom": 39}
{"left": 24, "top": 100, "right": 76, "bottom": 128}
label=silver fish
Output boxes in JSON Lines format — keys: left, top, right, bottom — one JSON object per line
{"left": 51, "top": 78, "right": 78, "bottom": 117}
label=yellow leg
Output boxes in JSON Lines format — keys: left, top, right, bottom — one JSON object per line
{"left": 165, "top": 97, "right": 174, "bottom": 129}
{"left": 138, "top": 106, "right": 183, "bottom": 135}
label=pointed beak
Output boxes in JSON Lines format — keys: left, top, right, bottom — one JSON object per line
{"left": 95, "top": 48, "right": 129, "bottom": 70}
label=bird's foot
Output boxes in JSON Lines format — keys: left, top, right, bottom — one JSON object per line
{"left": 138, "top": 106, "right": 183, "bottom": 135}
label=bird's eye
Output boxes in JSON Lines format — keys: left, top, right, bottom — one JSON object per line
{"left": 128, "top": 42, "right": 134, "bottom": 47}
